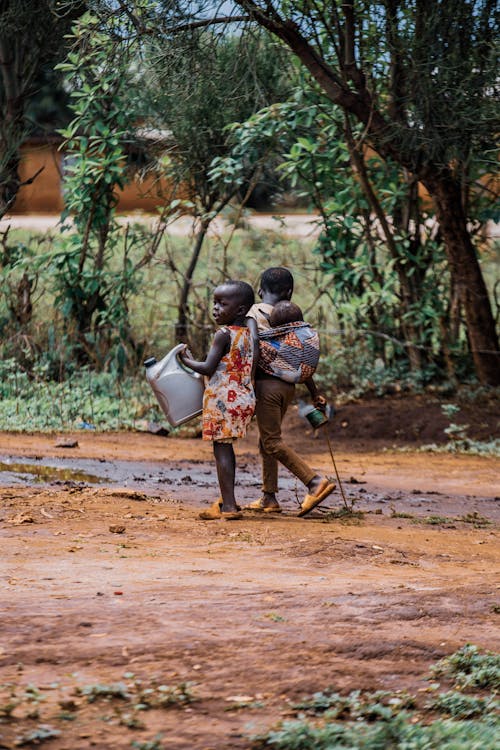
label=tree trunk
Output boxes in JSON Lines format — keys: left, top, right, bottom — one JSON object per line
{"left": 423, "top": 172, "right": 500, "bottom": 386}
{"left": 175, "top": 217, "right": 210, "bottom": 344}
{"left": 0, "top": 149, "right": 21, "bottom": 218}
{"left": 344, "top": 118, "right": 423, "bottom": 371}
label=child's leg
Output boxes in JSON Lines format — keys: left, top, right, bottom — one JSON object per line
{"left": 256, "top": 378, "right": 316, "bottom": 486}
{"left": 256, "top": 381, "right": 335, "bottom": 515}
{"left": 213, "top": 441, "right": 239, "bottom": 513}
{"left": 255, "top": 379, "right": 280, "bottom": 508}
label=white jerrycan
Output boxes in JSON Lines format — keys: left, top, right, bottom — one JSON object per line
{"left": 144, "top": 344, "right": 204, "bottom": 427}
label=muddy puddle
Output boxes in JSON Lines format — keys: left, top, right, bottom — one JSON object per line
{"left": 0, "top": 453, "right": 263, "bottom": 505}
{"left": 0, "top": 459, "right": 106, "bottom": 485}
{"left": 0, "top": 452, "right": 498, "bottom": 520}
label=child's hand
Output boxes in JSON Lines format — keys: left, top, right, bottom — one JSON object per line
{"left": 313, "top": 394, "right": 328, "bottom": 413}
{"left": 178, "top": 345, "right": 192, "bottom": 362}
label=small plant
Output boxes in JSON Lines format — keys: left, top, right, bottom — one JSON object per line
{"left": 252, "top": 715, "right": 500, "bottom": 749}
{"left": 417, "top": 515, "right": 453, "bottom": 525}
{"left": 24, "top": 685, "right": 46, "bottom": 704}
{"left": 0, "top": 683, "right": 19, "bottom": 721}
{"left": 131, "top": 736, "right": 164, "bottom": 750}
{"left": 264, "top": 613, "right": 287, "bottom": 622}
{"left": 428, "top": 691, "right": 498, "bottom": 718}
{"left": 431, "top": 644, "right": 500, "bottom": 690}
{"left": 441, "top": 403, "right": 461, "bottom": 420}
{"left": 390, "top": 508, "right": 415, "bottom": 519}
{"left": 57, "top": 710, "right": 77, "bottom": 721}
{"left": 293, "top": 690, "right": 348, "bottom": 717}
{"left": 417, "top": 403, "right": 500, "bottom": 457}
{"left": 14, "top": 724, "right": 60, "bottom": 746}
{"left": 119, "top": 712, "right": 146, "bottom": 729}
{"left": 135, "top": 682, "right": 195, "bottom": 709}
{"left": 251, "top": 647, "right": 499, "bottom": 749}
{"left": 321, "top": 507, "right": 365, "bottom": 523}
{"left": 293, "top": 689, "right": 415, "bottom": 721}
{"left": 77, "top": 682, "right": 131, "bottom": 703}
{"left": 459, "top": 512, "right": 491, "bottom": 528}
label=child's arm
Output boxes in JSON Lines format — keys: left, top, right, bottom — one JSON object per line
{"left": 304, "top": 376, "right": 327, "bottom": 412}
{"left": 245, "top": 316, "right": 260, "bottom": 379}
{"left": 179, "top": 329, "right": 230, "bottom": 377}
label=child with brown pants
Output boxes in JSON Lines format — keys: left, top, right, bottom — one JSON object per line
{"left": 245, "top": 267, "right": 335, "bottom": 516}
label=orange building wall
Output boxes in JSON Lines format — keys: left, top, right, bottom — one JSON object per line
{"left": 12, "top": 141, "right": 174, "bottom": 215}
{"left": 12, "top": 140, "right": 496, "bottom": 218}
{"left": 14, "top": 141, "right": 65, "bottom": 213}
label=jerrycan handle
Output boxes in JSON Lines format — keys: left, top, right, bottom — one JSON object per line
{"left": 156, "top": 343, "right": 199, "bottom": 377}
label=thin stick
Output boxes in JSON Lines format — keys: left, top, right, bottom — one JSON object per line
{"left": 325, "top": 432, "right": 350, "bottom": 510}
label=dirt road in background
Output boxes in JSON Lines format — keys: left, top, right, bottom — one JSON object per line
{"left": 1, "top": 428, "right": 498, "bottom": 749}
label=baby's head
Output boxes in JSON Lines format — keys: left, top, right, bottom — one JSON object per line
{"left": 259, "top": 267, "right": 294, "bottom": 301}
{"left": 269, "top": 300, "right": 304, "bottom": 328}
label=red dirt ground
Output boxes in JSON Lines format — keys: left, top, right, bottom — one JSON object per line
{"left": 0, "top": 400, "right": 499, "bottom": 749}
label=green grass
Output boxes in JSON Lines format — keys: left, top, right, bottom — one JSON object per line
{"left": 431, "top": 644, "right": 500, "bottom": 690}
{"left": 0, "top": 363, "right": 160, "bottom": 432}
{"left": 251, "top": 645, "right": 500, "bottom": 749}
{"left": 253, "top": 715, "right": 499, "bottom": 749}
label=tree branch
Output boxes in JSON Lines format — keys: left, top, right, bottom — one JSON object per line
{"left": 169, "top": 15, "right": 251, "bottom": 34}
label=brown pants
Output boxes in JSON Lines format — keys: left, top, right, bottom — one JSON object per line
{"left": 255, "top": 377, "right": 315, "bottom": 494}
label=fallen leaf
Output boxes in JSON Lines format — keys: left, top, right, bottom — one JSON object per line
{"left": 55, "top": 438, "right": 79, "bottom": 448}
{"left": 8, "top": 513, "right": 34, "bottom": 524}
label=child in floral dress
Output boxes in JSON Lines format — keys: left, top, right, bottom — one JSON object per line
{"left": 179, "top": 280, "right": 255, "bottom": 520}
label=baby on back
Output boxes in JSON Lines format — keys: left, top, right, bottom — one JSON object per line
{"left": 269, "top": 300, "right": 304, "bottom": 328}
{"left": 259, "top": 301, "right": 320, "bottom": 384}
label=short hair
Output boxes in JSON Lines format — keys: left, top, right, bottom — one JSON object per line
{"left": 225, "top": 279, "right": 255, "bottom": 314}
{"left": 270, "top": 300, "right": 303, "bottom": 327}
{"left": 260, "top": 267, "right": 294, "bottom": 296}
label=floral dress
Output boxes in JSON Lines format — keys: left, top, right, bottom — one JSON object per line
{"left": 202, "top": 326, "right": 255, "bottom": 441}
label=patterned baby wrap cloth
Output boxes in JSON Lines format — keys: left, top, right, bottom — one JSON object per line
{"left": 258, "top": 322, "right": 320, "bottom": 384}
{"left": 202, "top": 325, "right": 255, "bottom": 441}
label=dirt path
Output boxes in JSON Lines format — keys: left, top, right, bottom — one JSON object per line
{"left": 0, "top": 213, "right": 322, "bottom": 239}
{"left": 0, "top": 430, "right": 498, "bottom": 749}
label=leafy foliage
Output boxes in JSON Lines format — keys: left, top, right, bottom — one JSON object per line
{"left": 252, "top": 646, "right": 500, "bottom": 749}
{"left": 428, "top": 691, "right": 499, "bottom": 719}
{"left": 253, "top": 715, "right": 499, "bottom": 749}
{"left": 221, "top": 0, "right": 500, "bottom": 386}
{"left": 417, "top": 404, "right": 500, "bottom": 457}
{"left": 0, "top": 358, "right": 159, "bottom": 432}
{"left": 54, "top": 11, "right": 148, "bottom": 365}
{"left": 213, "top": 85, "right": 481, "bottom": 380}
{"left": 135, "top": 28, "right": 292, "bottom": 345}
{"left": 431, "top": 645, "right": 500, "bottom": 691}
